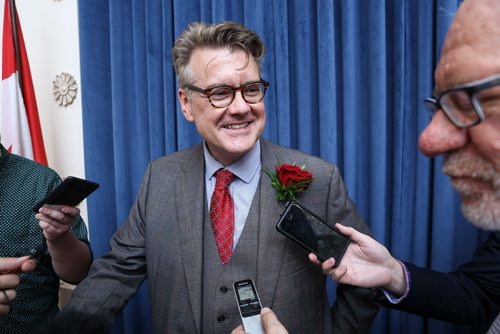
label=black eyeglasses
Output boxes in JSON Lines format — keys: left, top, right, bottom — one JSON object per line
{"left": 424, "top": 74, "right": 500, "bottom": 128}
{"left": 185, "top": 80, "right": 269, "bottom": 108}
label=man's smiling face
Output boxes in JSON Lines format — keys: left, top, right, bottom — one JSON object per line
{"left": 179, "top": 47, "right": 266, "bottom": 166}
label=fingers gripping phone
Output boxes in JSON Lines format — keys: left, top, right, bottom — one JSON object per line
{"left": 233, "top": 279, "right": 264, "bottom": 334}
{"left": 32, "top": 176, "right": 99, "bottom": 213}
{"left": 276, "top": 201, "right": 350, "bottom": 265}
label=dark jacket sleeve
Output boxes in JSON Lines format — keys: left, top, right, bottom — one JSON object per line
{"left": 378, "top": 232, "right": 500, "bottom": 326}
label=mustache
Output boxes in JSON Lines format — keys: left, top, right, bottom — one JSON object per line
{"left": 443, "top": 150, "right": 500, "bottom": 196}
{"left": 443, "top": 151, "right": 499, "bottom": 183}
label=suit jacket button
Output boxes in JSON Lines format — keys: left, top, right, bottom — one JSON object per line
{"left": 217, "top": 315, "right": 226, "bottom": 323}
{"left": 220, "top": 286, "right": 228, "bottom": 293}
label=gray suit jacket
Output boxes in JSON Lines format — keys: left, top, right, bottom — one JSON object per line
{"left": 66, "top": 139, "right": 379, "bottom": 333}
{"left": 488, "top": 314, "right": 500, "bottom": 334}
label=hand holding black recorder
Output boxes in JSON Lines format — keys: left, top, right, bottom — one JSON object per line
{"left": 276, "top": 201, "right": 350, "bottom": 265}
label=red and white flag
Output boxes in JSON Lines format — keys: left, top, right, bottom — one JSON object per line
{"left": 1, "top": 0, "right": 47, "bottom": 165}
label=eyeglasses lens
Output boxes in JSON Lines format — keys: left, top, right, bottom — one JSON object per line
{"left": 440, "top": 90, "right": 478, "bottom": 126}
{"left": 209, "top": 83, "right": 266, "bottom": 107}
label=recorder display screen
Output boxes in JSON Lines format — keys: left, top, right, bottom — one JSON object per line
{"left": 237, "top": 285, "right": 256, "bottom": 301}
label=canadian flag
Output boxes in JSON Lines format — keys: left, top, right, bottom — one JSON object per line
{"left": 1, "top": 0, "right": 47, "bottom": 165}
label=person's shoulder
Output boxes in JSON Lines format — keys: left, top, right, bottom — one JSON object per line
{"left": 3, "top": 154, "right": 61, "bottom": 197}
{"left": 148, "top": 143, "right": 203, "bottom": 170}
{"left": 262, "top": 139, "right": 334, "bottom": 168}
{"left": 9, "top": 153, "right": 61, "bottom": 181}
{"left": 261, "top": 140, "right": 341, "bottom": 183}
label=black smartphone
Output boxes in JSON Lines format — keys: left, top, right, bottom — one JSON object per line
{"left": 276, "top": 201, "right": 350, "bottom": 265}
{"left": 32, "top": 176, "right": 99, "bottom": 213}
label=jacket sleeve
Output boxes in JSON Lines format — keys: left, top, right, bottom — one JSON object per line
{"left": 61, "top": 163, "right": 154, "bottom": 323}
{"left": 379, "top": 232, "right": 500, "bottom": 326}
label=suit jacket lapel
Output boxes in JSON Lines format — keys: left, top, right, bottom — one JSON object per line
{"left": 177, "top": 144, "right": 205, "bottom": 333}
{"left": 256, "top": 140, "right": 289, "bottom": 306}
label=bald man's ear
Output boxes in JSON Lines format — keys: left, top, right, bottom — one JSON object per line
{"left": 179, "top": 88, "right": 194, "bottom": 122}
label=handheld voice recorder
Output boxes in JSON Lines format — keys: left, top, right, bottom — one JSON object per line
{"left": 233, "top": 279, "right": 264, "bottom": 334}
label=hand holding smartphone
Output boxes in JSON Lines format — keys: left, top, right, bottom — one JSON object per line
{"left": 32, "top": 176, "right": 99, "bottom": 213}
{"left": 276, "top": 201, "right": 350, "bottom": 265}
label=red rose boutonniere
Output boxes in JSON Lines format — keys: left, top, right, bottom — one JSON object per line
{"left": 266, "top": 163, "right": 314, "bottom": 202}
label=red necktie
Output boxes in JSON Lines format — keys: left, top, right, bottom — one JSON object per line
{"left": 210, "top": 169, "right": 235, "bottom": 265}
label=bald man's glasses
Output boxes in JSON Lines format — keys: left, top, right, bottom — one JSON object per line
{"left": 186, "top": 80, "right": 269, "bottom": 108}
{"left": 424, "top": 74, "right": 500, "bottom": 128}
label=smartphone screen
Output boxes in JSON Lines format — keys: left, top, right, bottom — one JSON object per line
{"left": 32, "top": 176, "right": 99, "bottom": 213}
{"left": 276, "top": 201, "right": 350, "bottom": 265}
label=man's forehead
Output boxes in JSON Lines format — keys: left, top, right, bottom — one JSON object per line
{"left": 435, "top": 48, "right": 500, "bottom": 88}
{"left": 190, "top": 48, "right": 258, "bottom": 83}
{"left": 442, "top": 0, "right": 500, "bottom": 54}
{"left": 434, "top": 0, "right": 500, "bottom": 90}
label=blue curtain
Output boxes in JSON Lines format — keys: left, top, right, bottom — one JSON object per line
{"left": 78, "top": 1, "right": 487, "bottom": 333}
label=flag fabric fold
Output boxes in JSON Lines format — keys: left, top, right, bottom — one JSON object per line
{"left": 2, "top": 0, "right": 47, "bottom": 165}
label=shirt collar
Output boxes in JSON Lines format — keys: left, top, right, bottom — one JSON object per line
{"left": 204, "top": 140, "right": 261, "bottom": 184}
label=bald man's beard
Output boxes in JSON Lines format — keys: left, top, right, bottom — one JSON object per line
{"left": 443, "top": 150, "right": 500, "bottom": 231}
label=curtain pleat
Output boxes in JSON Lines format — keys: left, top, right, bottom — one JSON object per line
{"left": 78, "top": 1, "right": 485, "bottom": 333}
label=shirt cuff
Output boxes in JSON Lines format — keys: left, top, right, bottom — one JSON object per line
{"left": 378, "top": 260, "right": 411, "bottom": 304}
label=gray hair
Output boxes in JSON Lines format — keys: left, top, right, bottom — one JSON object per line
{"left": 172, "top": 21, "right": 265, "bottom": 88}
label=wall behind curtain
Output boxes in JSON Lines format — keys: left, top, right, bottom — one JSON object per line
{"left": 78, "top": 1, "right": 486, "bottom": 333}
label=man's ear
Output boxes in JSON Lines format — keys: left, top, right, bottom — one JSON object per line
{"left": 179, "top": 88, "right": 194, "bottom": 122}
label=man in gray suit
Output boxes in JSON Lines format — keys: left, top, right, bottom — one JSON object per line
{"left": 63, "top": 21, "right": 379, "bottom": 333}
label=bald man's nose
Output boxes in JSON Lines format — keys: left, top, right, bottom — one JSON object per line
{"left": 418, "top": 110, "right": 468, "bottom": 157}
